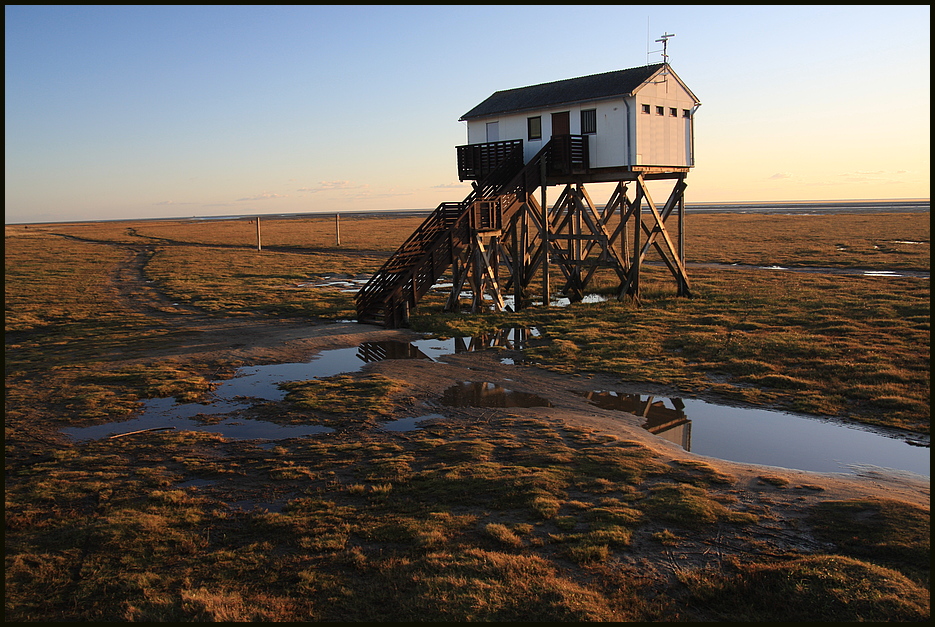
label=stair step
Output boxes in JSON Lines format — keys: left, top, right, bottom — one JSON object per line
{"left": 357, "top": 149, "right": 531, "bottom": 327}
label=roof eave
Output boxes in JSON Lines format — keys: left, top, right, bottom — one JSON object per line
{"left": 459, "top": 93, "right": 637, "bottom": 122}
{"left": 631, "top": 64, "right": 701, "bottom": 105}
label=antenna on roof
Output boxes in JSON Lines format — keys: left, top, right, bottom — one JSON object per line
{"left": 650, "top": 32, "right": 675, "bottom": 64}
{"left": 646, "top": 17, "right": 651, "bottom": 64}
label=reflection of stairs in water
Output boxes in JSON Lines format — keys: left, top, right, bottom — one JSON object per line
{"left": 356, "top": 341, "right": 431, "bottom": 363}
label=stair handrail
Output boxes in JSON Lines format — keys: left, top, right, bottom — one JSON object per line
{"left": 356, "top": 143, "right": 525, "bottom": 313}
{"left": 357, "top": 139, "right": 568, "bottom": 325}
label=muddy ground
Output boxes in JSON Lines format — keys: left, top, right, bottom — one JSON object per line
{"left": 5, "top": 237, "right": 930, "bottom": 618}
{"left": 91, "top": 238, "right": 931, "bottom": 504}
{"left": 46, "top": 237, "right": 934, "bottom": 512}
{"left": 177, "top": 316, "right": 930, "bottom": 510}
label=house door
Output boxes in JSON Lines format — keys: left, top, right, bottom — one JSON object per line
{"left": 486, "top": 122, "right": 499, "bottom": 142}
{"left": 551, "top": 111, "right": 570, "bottom": 136}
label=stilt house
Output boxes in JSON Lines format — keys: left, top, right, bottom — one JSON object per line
{"left": 357, "top": 63, "right": 700, "bottom": 328}
{"left": 458, "top": 63, "right": 700, "bottom": 180}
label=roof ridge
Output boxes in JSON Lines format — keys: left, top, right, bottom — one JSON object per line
{"left": 492, "top": 63, "right": 667, "bottom": 95}
{"left": 460, "top": 63, "right": 672, "bottom": 121}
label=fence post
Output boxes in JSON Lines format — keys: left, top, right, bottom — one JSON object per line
{"left": 256, "top": 216, "right": 262, "bottom": 251}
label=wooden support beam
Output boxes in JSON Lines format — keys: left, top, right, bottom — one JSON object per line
{"left": 439, "top": 172, "right": 689, "bottom": 318}
{"left": 472, "top": 233, "right": 505, "bottom": 312}
{"left": 540, "top": 158, "right": 549, "bottom": 306}
{"left": 617, "top": 174, "right": 691, "bottom": 300}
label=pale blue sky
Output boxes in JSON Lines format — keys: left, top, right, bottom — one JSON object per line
{"left": 5, "top": 5, "right": 930, "bottom": 223}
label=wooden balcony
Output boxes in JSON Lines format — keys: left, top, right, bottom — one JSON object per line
{"left": 457, "top": 140, "right": 523, "bottom": 181}
{"left": 457, "top": 135, "right": 589, "bottom": 182}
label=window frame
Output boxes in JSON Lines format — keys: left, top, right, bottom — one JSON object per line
{"left": 527, "top": 116, "right": 542, "bottom": 141}
{"left": 656, "top": 106, "right": 665, "bottom": 116}
{"left": 641, "top": 104, "right": 651, "bottom": 114}
{"left": 580, "top": 108, "right": 597, "bottom": 134}
{"left": 669, "top": 107, "right": 678, "bottom": 117}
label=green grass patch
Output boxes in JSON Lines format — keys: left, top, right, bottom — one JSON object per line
{"left": 280, "top": 374, "right": 405, "bottom": 416}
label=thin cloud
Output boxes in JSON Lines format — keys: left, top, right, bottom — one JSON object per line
{"left": 431, "top": 181, "right": 470, "bottom": 189}
{"left": 297, "top": 180, "right": 361, "bottom": 193}
{"left": 236, "top": 192, "right": 288, "bottom": 201}
{"left": 348, "top": 187, "right": 414, "bottom": 200}
{"left": 768, "top": 172, "right": 792, "bottom": 180}
{"left": 836, "top": 170, "right": 911, "bottom": 184}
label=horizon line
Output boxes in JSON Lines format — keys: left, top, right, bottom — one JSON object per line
{"left": 5, "top": 197, "right": 930, "bottom": 226}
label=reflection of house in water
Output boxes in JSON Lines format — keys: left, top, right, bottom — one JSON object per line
{"left": 453, "top": 326, "right": 539, "bottom": 353}
{"left": 356, "top": 327, "right": 541, "bottom": 364}
{"left": 441, "top": 382, "right": 553, "bottom": 408}
{"left": 582, "top": 391, "right": 691, "bottom": 450}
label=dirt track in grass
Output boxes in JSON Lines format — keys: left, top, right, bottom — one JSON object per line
{"left": 79, "top": 232, "right": 934, "bottom": 510}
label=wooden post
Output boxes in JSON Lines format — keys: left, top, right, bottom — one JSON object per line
{"left": 540, "top": 159, "right": 549, "bottom": 306}
{"left": 256, "top": 216, "right": 262, "bottom": 251}
{"left": 678, "top": 188, "right": 686, "bottom": 295}
{"left": 335, "top": 213, "right": 341, "bottom": 246}
{"left": 631, "top": 182, "right": 641, "bottom": 298}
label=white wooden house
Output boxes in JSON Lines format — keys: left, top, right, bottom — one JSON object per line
{"left": 458, "top": 63, "right": 699, "bottom": 178}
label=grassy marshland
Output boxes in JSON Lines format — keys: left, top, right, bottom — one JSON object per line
{"left": 4, "top": 210, "right": 930, "bottom": 621}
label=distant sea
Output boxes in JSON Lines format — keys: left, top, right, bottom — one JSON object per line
{"left": 7, "top": 199, "right": 930, "bottom": 226}
{"left": 180, "top": 199, "right": 931, "bottom": 222}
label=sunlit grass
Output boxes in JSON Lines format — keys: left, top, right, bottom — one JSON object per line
{"left": 6, "top": 412, "right": 927, "bottom": 621}
{"left": 4, "top": 210, "right": 930, "bottom": 621}
{"left": 144, "top": 245, "right": 380, "bottom": 319}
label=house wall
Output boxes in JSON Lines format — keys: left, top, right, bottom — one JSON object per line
{"left": 632, "top": 73, "right": 698, "bottom": 167}
{"left": 464, "top": 74, "right": 697, "bottom": 169}
{"left": 467, "top": 101, "right": 631, "bottom": 168}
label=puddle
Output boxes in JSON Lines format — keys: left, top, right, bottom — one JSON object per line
{"left": 578, "top": 391, "right": 930, "bottom": 477}
{"left": 379, "top": 413, "right": 447, "bottom": 432}
{"left": 434, "top": 281, "right": 610, "bottom": 311}
{"left": 440, "top": 382, "right": 553, "bottom": 408}
{"left": 693, "top": 262, "right": 930, "bottom": 279}
{"left": 52, "top": 327, "right": 933, "bottom": 479}
{"left": 63, "top": 329, "right": 535, "bottom": 443}
{"left": 63, "top": 396, "right": 335, "bottom": 442}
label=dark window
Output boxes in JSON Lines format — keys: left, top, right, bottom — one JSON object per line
{"left": 682, "top": 109, "right": 691, "bottom": 118}
{"left": 641, "top": 104, "right": 650, "bottom": 114}
{"left": 669, "top": 107, "right": 678, "bottom": 117}
{"left": 527, "top": 116, "right": 541, "bottom": 141}
{"left": 580, "top": 109, "right": 597, "bottom": 134}
{"left": 656, "top": 106, "right": 664, "bottom": 116}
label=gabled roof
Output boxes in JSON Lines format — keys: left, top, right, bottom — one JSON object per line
{"left": 460, "top": 63, "right": 698, "bottom": 121}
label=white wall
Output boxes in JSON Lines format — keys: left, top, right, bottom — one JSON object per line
{"left": 632, "top": 74, "right": 697, "bottom": 167}
{"left": 467, "top": 101, "right": 628, "bottom": 167}
{"left": 465, "top": 74, "right": 697, "bottom": 168}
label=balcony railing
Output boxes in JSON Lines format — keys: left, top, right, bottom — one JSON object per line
{"left": 546, "top": 134, "right": 589, "bottom": 176}
{"left": 457, "top": 135, "right": 589, "bottom": 182}
{"left": 457, "top": 139, "right": 523, "bottom": 181}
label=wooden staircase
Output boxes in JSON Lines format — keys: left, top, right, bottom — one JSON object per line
{"left": 356, "top": 142, "right": 532, "bottom": 327}
{"left": 355, "top": 135, "right": 590, "bottom": 327}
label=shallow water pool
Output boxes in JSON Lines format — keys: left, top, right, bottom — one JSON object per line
{"left": 579, "top": 391, "right": 929, "bottom": 477}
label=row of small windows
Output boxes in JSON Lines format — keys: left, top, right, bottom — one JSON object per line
{"left": 642, "top": 104, "right": 692, "bottom": 118}
{"left": 524, "top": 105, "right": 687, "bottom": 141}
{"left": 527, "top": 109, "right": 598, "bottom": 141}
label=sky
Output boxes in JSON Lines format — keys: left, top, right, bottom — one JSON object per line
{"left": 4, "top": 5, "right": 930, "bottom": 224}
